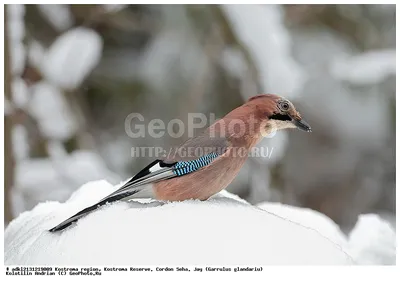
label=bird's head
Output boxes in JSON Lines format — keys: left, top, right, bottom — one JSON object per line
{"left": 246, "top": 94, "right": 312, "bottom": 134}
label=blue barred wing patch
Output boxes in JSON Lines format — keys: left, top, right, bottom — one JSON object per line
{"left": 173, "top": 152, "right": 219, "bottom": 176}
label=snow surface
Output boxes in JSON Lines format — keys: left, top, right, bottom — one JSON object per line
{"left": 11, "top": 78, "right": 29, "bottom": 109}
{"left": 258, "top": 203, "right": 396, "bottom": 265}
{"left": 27, "top": 40, "right": 46, "bottom": 70}
{"left": 12, "top": 151, "right": 120, "bottom": 217}
{"left": 28, "top": 81, "right": 77, "bottom": 140}
{"left": 7, "top": 4, "right": 26, "bottom": 76}
{"left": 330, "top": 49, "right": 396, "bottom": 85}
{"left": 12, "top": 125, "right": 29, "bottom": 161}
{"left": 42, "top": 27, "right": 103, "bottom": 90}
{"left": 257, "top": 202, "right": 348, "bottom": 247}
{"left": 38, "top": 4, "right": 74, "bottom": 32}
{"left": 5, "top": 180, "right": 357, "bottom": 265}
{"left": 102, "top": 4, "right": 127, "bottom": 13}
{"left": 221, "top": 5, "right": 306, "bottom": 99}
{"left": 347, "top": 214, "right": 396, "bottom": 265}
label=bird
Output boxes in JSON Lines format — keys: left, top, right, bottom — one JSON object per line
{"left": 49, "top": 94, "right": 311, "bottom": 232}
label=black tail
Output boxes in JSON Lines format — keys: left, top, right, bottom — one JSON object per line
{"left": 49, "top": 160, "right": 177, "bottom": 232}
{"left": 48, "top": 191, "right": 138, "bottom": 232}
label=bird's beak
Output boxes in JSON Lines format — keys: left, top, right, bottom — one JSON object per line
{"left": 291, "top": 116, "right": 312, "bottom": 132}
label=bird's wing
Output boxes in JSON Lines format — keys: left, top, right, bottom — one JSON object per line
{"left": 105, "top": 133, "right": 230, "bottom": 200}
{"left": 49, "top": 133, "right": 229, "bottom": 232}
{"left": 163, "top": 132, "right": 230, "bottom": 162}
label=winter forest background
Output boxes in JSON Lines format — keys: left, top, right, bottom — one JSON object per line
{"left": 4, "top": 4, "right": 395, "bottom": 235}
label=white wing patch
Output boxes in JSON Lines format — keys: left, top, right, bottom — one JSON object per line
{"left": 149, "top": 162, "right": 163, "bottom": 172}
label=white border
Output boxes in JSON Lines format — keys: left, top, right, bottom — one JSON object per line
{"left": 0, "top": 3, "right": 398, "bottom": 282}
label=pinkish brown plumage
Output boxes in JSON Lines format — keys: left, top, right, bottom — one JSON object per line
{"left": 49, "top": 94, "right": 311, "bottom": 232}
{"left": 154, "top": 93, "right": 311, "bottom": 201}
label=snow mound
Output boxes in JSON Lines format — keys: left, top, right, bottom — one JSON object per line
{"left": 257, "top": 202, "right": 348, "bottom": 247}
{"left": 5, "top": 180, "right": 353, "bottom": 265}
{"left": 7, "top": 181, "right": 395, "bottom": 265}
{"left": 257, "top": 203, "right": 396, "bottom": 265}
{"left": 347, "top": 214, "right": 396, "bottom": 265}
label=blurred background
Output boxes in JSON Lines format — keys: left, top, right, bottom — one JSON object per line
{"left": 4, "top": 4, "right": 395, "bottom": 233}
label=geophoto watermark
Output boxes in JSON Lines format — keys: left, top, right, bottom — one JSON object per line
{"left": 131, "top": 146, "right": 274, "bottom": 159}
{"left": 124, "top": 112, "right": 279, "bottom": 139}
{"left": 125, "top": 112, "right": 279, "bottom": 160}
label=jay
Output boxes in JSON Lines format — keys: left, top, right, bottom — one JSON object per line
{"left": 49, "top": 94, "right": 311, "bottom": 232}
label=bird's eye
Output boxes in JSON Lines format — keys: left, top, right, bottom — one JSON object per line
{"left": 280, "top": 101, "right": 290, "bottom": 111}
